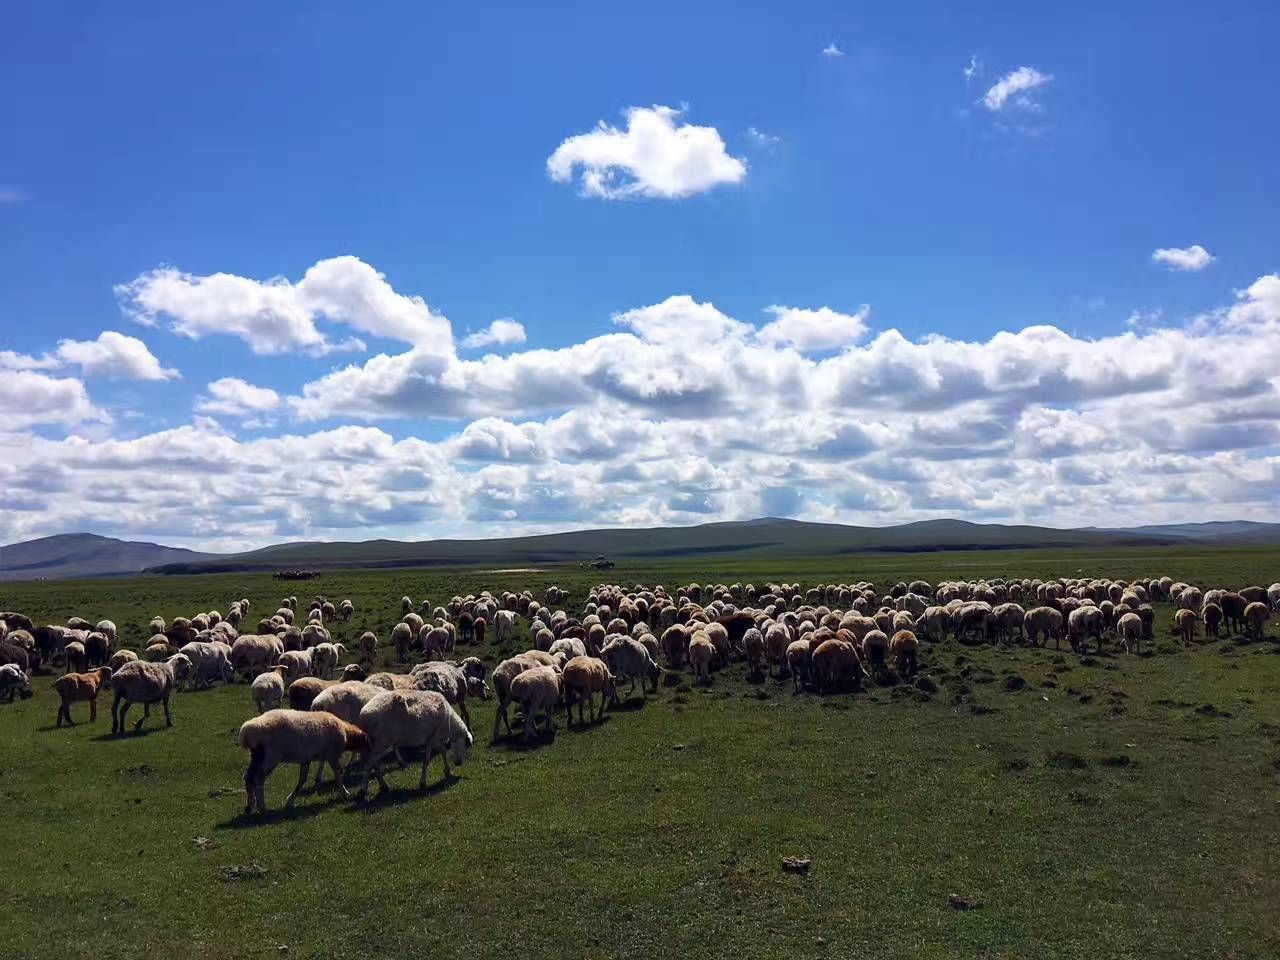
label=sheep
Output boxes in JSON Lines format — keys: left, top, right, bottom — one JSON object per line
{"left": 549, "top": 636, "right": 587, "bottom": 663}
{"left": 64, "top": 640, "right": 87, "bottom": 675}
{"left": 145, "top": 639, "right": 178, "bottom": 661}
{"left": 252, "top": 665, "right": 289, "bottom": 713}
{"left": 599, "top": 636, "right": 660, "bottom": 699}
{"left": 420, "top": 625, "right": 453, "bottom": 661}
{"left": 239, "top": 709, "right": 371, "bottom": 815}
{"left": 110, "top": 655, "right": 191, "bottom": 734}
{"left": 391, "top": 623, "right": 414, "bottom": 663}
{"left": 312, "top": 642, "right": 346, "bottom": 680}
{"left": 402, "top": 596, "right": 413, "bottom": 614}
{"left": 108, "top": 649, "right": 138, "bottom": 671}
{"left": 358, "top": 631, "right": 378, "bottom": 663}
{"left": 491, "top": 655, "right": 544, "bottom": 741}
{"left": 356, "top": 690, "right": 473, "bottom": 797}
{"left": 785, "top": 639, "right": 810, "bottom": 692}
{"left": 688, "top": 632, "right": 715, "bottom": 684}
{"left": 366, "top": 671, "right": 417, "bottom": 690}
{"left": 562, "top": 656, "right": 616, "bottom": 725}
{"left": 764, "top": 624, "right": 791, "bottom": 678}
{"left": 811, "top": 638, "right": 861, "bottom": 693}
{"left": 287, "top": 676, "right": 338, "bottom": 711}
{"left": 1202, "top": 603, "right": 1223, "bottom": 639}
{"left": 743, "top": 627, "right": 765, "bottom": 678}
{"left": 1174, "top": 608, "right": 1198, "bottom": 646}
{"left": 889, "top": 630, "right": 919, "bottom": 677}
{"left": 0, "top": 639, "right": 37, "bottom": 675}
{"left": 1268, "top": 582, "right": 1280, "bottom": 611}
{"left": 1243, "top": 602, "right": 1270, "bottom": 641}
{"left": 278, "top": 649, "right": 314, "bottom": 682}
{"left": 494, "top": 609, "right": 516, "bottom": 644}
{"left": 229, "top": 634, "right": 284, "bottom": 680}
{"left": 309, "top": 680, "right": 385, "bottom": 725}
{"left": 509, "top": 665, "right": 563, "bottom": 741}
{"left": 1023, "top": 606, "right": 1064, "bottom": 648}
{"left": 0, "top": 663, "right": 32, "bottom": 702}
{"left": 409, "top": 660, "right": 486, "bottom": 730}
{"left": 861, "top": 630, "right": 889, "bottom": 678}
{"left": 1116, "top": 612, "right": 1143, "bottom": 654}
{"left": 338, "top": 599, "right": 354, "bottom": 622}
{"left": 1067, "top": 605, "right": 1105, "bottom": 654}
{"left": 177, "top": 641, "right": 235, "bottom": 689}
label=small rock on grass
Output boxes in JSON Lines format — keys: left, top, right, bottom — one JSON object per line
{"left": 782, "top": 856, "right": 812, "bottom": 875}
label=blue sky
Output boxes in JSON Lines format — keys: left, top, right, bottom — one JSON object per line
{"left": 2, "top": 1, "right": 1279, "bottom": 548}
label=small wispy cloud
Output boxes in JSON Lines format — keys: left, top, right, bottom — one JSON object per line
{"left": 963, "top": 55, "right": 982, "bottom": 84}
{"left": 982, "top": 66, "right": 1052, "bottom": 111}
{"left": 746, "top": 126, "right": 781, "bottom": 147}
{"left": 0, "top": 187, "right": 25, "bottom": 204}
{"left": 461, "top": 318, "right": 527, "bottom": 350}
{"left": 821, "top": 42, "right": 844, "bottom": 58}
{"left": 1152, "top": 244, "right": 1215, "bottom": 272}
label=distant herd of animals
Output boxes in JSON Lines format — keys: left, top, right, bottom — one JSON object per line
{"left": 1, "top": 574, "right": 1277, "bottom": 816}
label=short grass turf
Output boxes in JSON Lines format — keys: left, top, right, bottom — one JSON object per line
{"left": 1, "top": 547, "right": 1279, "bottom": 959}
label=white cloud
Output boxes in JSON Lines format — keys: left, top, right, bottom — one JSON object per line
{"left": 746, "top": 127, "right": 780, "bottom": 147}
{"left": 963, "top": 55, "right": 981, "bottom": 83}
{"left": 461, "top": 318, "right": 527, "bottom": 350}
{"left": 756, "top": 305, "right": 871, "bottom": 351}
{"left": 821, "top": 43, "right": 844, "bottom": 58}
{"left": 195, "top": 378, "right": 281, "bottom": 417}
{"left": 547, "top": 105, "right": 747, "bottom": 200}
{"left": 982, "top": 66, "right": 1052, "bottom": 111}
{"left": 1152, "top": 244, "right": 1215, "bottom": 272}
{"left": 1224, "top": 273, "right": 1280, "bottom": 330}
{"left": 115, "top": 256, "right": 446, "bottom": 356}
{"left": 0, "top": 371, "right": 102, "bottom": 428}
{"left": 54, "top": 331, "right": 179, "bottom": 380}
{"left": 0, "top": 350, "right": 60, "bottom": 371}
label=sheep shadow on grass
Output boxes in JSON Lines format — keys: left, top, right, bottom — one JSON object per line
{"left": 347, "top": 775, "right": 460, "bottom": 812}
{"left": 605, "top": 695, "right": 648, "bottom": 712}
{"left": 217, "top": 796, "right": 339, "bottom": 830}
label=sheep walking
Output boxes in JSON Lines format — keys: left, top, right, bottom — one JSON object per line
{"left": 509, "top": 665, "right": 563, "bottom": 741}
{"left": 52, "top": 667, "right": 113, "bottom": 726}
{"left": 562, "top": 656, "right": 616, "bottom": 725}
{"left": 238, "top": 709, "right": 371, "bottom": 815}
{"left": 110, "top": 655, "right": 191, "bottom": 735}
{"left": 357, "top": 690, "right": 473, "bottom": 798}
{"left": 251, "top": 665, "right": 289, "bottom": 713}
{"left": 0, "top": 663, "right": 32, "bottom": 702}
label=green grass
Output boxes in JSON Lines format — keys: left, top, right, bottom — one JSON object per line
{"left": 2, "top": 546, "right": 1279, "bottom": 959}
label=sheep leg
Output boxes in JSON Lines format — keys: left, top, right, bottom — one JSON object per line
{"left": 459, "top": 700, "right": 471, "bottom": 732}
{"left": 331, "top": 758, "right": 351, "bottom": 799}
{"left": 117, "top": 699, "right": 132, "bottom": 734}
{"left": 162, "top": 694, "right": 173, "bottom": 727}
{"left": 134, "top": 702, "right": 151, "bottom": 733}
{"left": 89, "top": 697, "right": 98, "bottom": 722}
{"left": 285, "top": 763, "right": 309, "bottom": 807}
{"left": 419, "top": 749, "right": 433, "bottom": 790}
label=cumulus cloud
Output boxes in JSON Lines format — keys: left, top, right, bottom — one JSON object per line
{"left": 1152, "top": 244, "right": 1215, "bottom": 272}
{"left": 460, "top": 318, "right": 527, "bottom": 350}
{"left": 982, "top": 66, "right": 1052, "bottom": 111}
{"left": 195, "top": 378, "right": 281, "bottom": 417}
{"left": 115, "top": 256, "right": 447, "bottom": 356}
{"left": 756, "top": 305, "right": 870, "bottom": 351}
{"left": 53, "top": 331, "right": 179, "bottom": 380}
{"left": 547, "top": 105, "right": 747, "bottom": 200}
{"left": 0, "top": 371, "right": 103, "bottom": 428}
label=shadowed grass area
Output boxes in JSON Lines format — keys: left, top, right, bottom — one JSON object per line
{"left": 2, "top": 550, "right": 1279, "bottom": 959}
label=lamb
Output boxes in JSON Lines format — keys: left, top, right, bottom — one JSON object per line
{"left": 509, "top": 665, "right": 563, "bottom": 741}
{"left": 688, "top": 632, "right": 715, "bottom": 684}
{"left": 251, "top": 665, "right": 289, "bottom": 713}
{"left": 356, "top": 690, "right": 473, "bottom": 797}
{"left": 1116, "top": 612, "right": 1143, "bottom": 654}
{"left": 287, "top": 676, "right": 338, "bottom": 711}
{"left": 0, "top": 663, "right": 32, "bottom": 702}
{"left": 599, "top": 636, "right": 660, "bottom": 699}
{"left": 561, "top": 656, "right": 616, "bottom": 725}
{"left": 110, "top": 655, "right": 191, "bottom": 734}
{"left": 238, "top": 709, "right": 371, "bottom": 815}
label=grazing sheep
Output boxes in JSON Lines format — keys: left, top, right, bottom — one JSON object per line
{"left": 509, "top": 665, "right": 563, "bottom": 741}
{"left": 1067, "top": 605, "right": 1105, "bottom": 654}
{"left": 1202, "top": 603, "right": 1223, "bottom": 639}
{"left": 108, "top": 649, "right": 138, "bottom": 671}
{"left": 491, "top": 655, "right": 544, "bottom": 741}
{"left": 420, "top": 625, "right": 453, "bottom": 661}
{"left": 239, "top": 709, "right": 371, "bottom": 815}
{"left": 410, "top": 660, "right": 486, "bottom": 731}
{"left": 494, "top": 610, "right": 516, "bottom": 644}
{"left": 811, "top": 639, "right": 860, "bottom": 693}
{"left": 0, "top": 663, "right": 32, "bottom": 702}
{"left": 287, "top": 676, "right": 338, "bottom": 711}
{"left": 562, "top": 656, "right": 615, "bottom": 725}
{"left": 251, "top": 666, "right": 289, "bottom": 713}
{"left": 785, "top": 639, "right": 810, "bottom": 692}
{"left": 310, "top": 680, "right": 386, "bottom": 726}
{"left": 688, "top": 633, "right": 715, "bottom": 684}
{"left": 549, "top": 636, "right": 587, "bottom": 663}
{"left": 599, "top": 636, "right": 660, "bottom": 699}
{"left": 312, "top": 642, "right": 346, "bottom": 680}
{"left": 1174, "top": 608, "right": 1198, "bottom": 646}
{"left": 1243, "top": 602, "right": 1270, "bottom": 641}
{"left": 95, "top": 620, "right": 117, "bottom": 648}
{"left": 0, "top": 639, "right": 36, "bottom": 675}
{"left": 889, "top": 630, "right": 919, "bottom": 677}
{"left": 1268, "top": 583, "right": 1280, "bottom": 611}
{"left": 743, "top": 627, "right": 765, "bottom": 677}
{"left": 402, "top": 596, "right": 413, "bottom": 614}
{"left": 229, "top": 634, "right": 284, "bottom": 680}
{"left": 63, "top": 640, "right": 87, "bottom": 675}
{"left": 358, "top": 631, "right": 378, "bottom": 663}
{"left": 357, "top": 690, "right": 473, "bottom": 797}
{"left": 1024, "top": 606, "right": 1064, "bottom": 648}
{"left": 278, "top": 649, "right": 314, "bottom": 682}
{"left": 110, "top": 656, "right": 190, "bottom": 734}
{"left": 764, "top": 624, "right": 791, "bottom": 678}
{"left": 391, "top": 623, "right": 414, "bottom": 663}
{"left": 1116, "top": 612, "right": 1143, "bottom": 654}
{"left": 366, "top": 672, "right": 417, "bottom": 691}
{"left": 177, "top": 641, "right": 235, "bottom": 690}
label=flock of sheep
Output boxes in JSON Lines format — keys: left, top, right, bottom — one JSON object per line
{"left": 1, "top": 573, "right": 1277, "bottom": 816}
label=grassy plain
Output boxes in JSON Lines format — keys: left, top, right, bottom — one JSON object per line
{"left": 2, "top": 545, "right": 1279, "bottom": 959}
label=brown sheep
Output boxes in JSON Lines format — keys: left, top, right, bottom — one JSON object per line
{"left": 52, "top": 667, "right": 113, "bottom": 726}
{"left": 1174, "top": 608, "right": 1198, "bottom": 646}
{"left": 889, "top": 630, "right": 919, "bottom": 677}
{"left": 562, "top": 656, "right": 616, "bottom": 725}
{"left": 1202, "top": 603, "right": 1222, "bottom": 639}
{"left": 1243, "top": 602, "right": 1270, "bottom": 641}
{"left": 287, "top": 676, "right": 338, "bottom": 711}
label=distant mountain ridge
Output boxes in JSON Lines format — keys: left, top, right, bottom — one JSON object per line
{"left": 0, "top": 533, "right": 217, "bottom": 581}
{"left": 4, "top": 518, "right": 1278, "bottom": 581}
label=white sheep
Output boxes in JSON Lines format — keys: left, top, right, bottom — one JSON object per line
{"left": 251, "top": 665, "right": 289, "bottom": 713}
{"left": 509, "top": 665, "right": 563, "bottom": 741}
{"left": 312, "top": 642, "right": 346, "bottom": 680}
{"left": 109, "top": 655, "right": 191, "bottom": 734}
{"left": 177, "top": 640, "right": 235, "bottom": 689}
{"left": 238, "top": 709, "right": 371, "bottom": 814}
{"left": 356, "top": 690, "right": 473, "bottom": 798}
{"left": 278, "top": 648, "right": 314, "bottom": 682}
